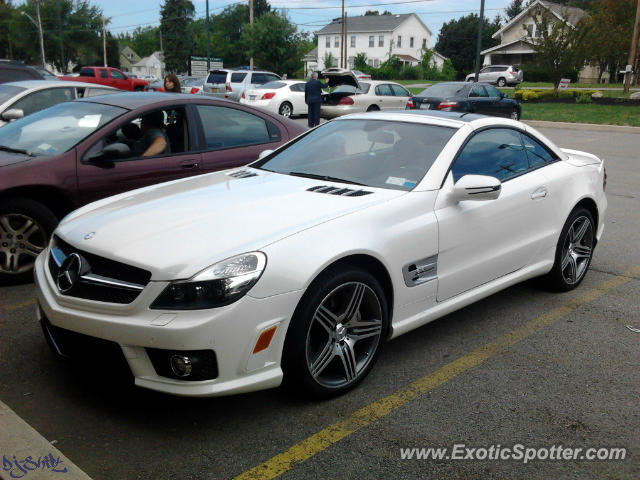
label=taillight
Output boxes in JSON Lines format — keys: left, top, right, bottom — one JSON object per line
{"left": 438, "top": 101, "right": 458, "bottom": 110}
{"left": 241, "top": 91, "right": 245, "bottom": 99}
{"left": 337, "top": 96, "right": 354, "bottom": 105}
{"left": 226, "top": 82, "right": 232, "bottom": 92}
{"left": 261, "top": 92, "right": 275, "bottom": 100}
{"left": 405, "top": 100, "right": 414, "bottom": 109}
{"left": 190, "top": 87, "right": 199, "bottom": 94}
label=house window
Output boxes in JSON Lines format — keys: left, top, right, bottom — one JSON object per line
{"left": 348, "top": 56, "right": 355, "bottom": 68}
{"left": 410, "top": 37, "right": 414, "bottom": 48}
{"left": 367, "top": 58, "right": 373, "bottom": 66}
{"left": 350, "top": 36, "right": 356, "bottom": 48}
{"left": 335, "top": 36, "right": 340, "bottom": 48}
{"left": 374, "top": 59, "right": 380, "bottom": 67}
{"left": 524, "top": 24, "right": 534, "bottom": 38}
{"left": 397, "top": 35, "right": 402, "bottom": 48}
{"left": 422, "top": 38, "right": 426, "bottom": 48}
{"left": 369, "top": 36, "right": 374, "bottom": 47}
{"left": 378, "top": 35, "right": 384, "bottom": 47}
{"left": 326, "top": 36, "right": 330, "bottom": 48}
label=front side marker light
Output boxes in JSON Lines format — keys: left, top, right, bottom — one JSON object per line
{"left": 253, "top": 325, "right": 278, "bottom": 354}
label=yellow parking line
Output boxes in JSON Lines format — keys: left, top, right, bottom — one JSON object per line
{"left": 235, "top": 265, "right": 640, "bottom": 480}
{"left": 0, "top": 298, "right": 36, "bottom": 313}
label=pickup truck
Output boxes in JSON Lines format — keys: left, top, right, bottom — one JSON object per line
{"left": 60, "top": 67, "right": 148, "bottom": 91}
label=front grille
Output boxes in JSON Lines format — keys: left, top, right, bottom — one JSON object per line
{"left": 306, "top": 185, "right": 373, "bottom": 196}
{"left": 48, "top": 236, "right": 151, "bottom": 304}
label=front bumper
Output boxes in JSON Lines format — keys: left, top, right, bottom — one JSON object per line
{"left": 34, "top": 251, "right": 303, "bottom": 397}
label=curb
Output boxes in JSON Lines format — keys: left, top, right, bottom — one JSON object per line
{"left": 523, "top": 120, "right": 640, "bottom": 133}
{"left": 0, "top": 400, "right": 92, "bottom": 480}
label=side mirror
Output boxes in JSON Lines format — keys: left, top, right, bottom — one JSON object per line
{"left": 452, "top": 174, "right": 501, "bottom": 202}
{"left": 87, "top": 142, "right": 131, "bottom": 168}
{"left": 500, "top": 92, "right": 507, "bottom": 98}
{"left": 258, "top": 149, "right": 274, "bottom": 160}
{"left": 1, "top": 109, "right": 24, "bottom": 121}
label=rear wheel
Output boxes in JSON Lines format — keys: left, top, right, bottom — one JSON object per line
{"left": 283, "top": 266, "right": 388, "bottom": 398}
{"left": 0, "top": 198, "right": 58, "bottom": 285}
{"left": 279, "top": 102, "right": 293, "bottom": 118}
{"left": 546, "top": 207, "right": 595, "bottom": 291}
{"left": 366, "top": 105, "right": 379, "bottom": 112}
{"left": 497, "top": 77, "right": 507, "bottom": 87}
{"left": 134, "top": 86, "right": 144, "bottom": 92}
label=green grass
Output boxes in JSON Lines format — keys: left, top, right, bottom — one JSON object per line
{"left": 519, "top": 81, "right": 638, "bottom": 89}
{"left": 521, "top": 103, "right": 640, "bottom": 126}
{"left": 392, "top": 79, "right": 444, "bottom": 86}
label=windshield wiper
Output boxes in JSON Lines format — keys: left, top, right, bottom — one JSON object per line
{"left": 0, "top": 145, "right": 35, "bottom": 156}
{"left": 288, "top": 171, "right": 366, "bottom": 186}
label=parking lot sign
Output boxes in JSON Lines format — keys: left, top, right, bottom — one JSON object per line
{"left": 190, "top": 56, "right": 223, "bottom": 77}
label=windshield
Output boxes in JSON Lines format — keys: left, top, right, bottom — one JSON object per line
{"left": 418, "top": 83, "right": 466, "bottom": 98}
{"left": 253, "top": 119, "right": 455, "bottom": 191}
{"left": 333, "top": 83, "right": 370, "bottom": 94}
{"left": 0, "top": 101, "right": 127, "bottom": 156}
{"left": 0, "top": 85, "right": 26, "bottom": 105}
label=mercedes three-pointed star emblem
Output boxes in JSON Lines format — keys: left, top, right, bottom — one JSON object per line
{"left": 56, "top": 253, "right": 83, "bottom": 293}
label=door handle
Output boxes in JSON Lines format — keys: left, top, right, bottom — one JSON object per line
{"left": 180, "top": 160, "right": 198, "bottom": 169}
{"left": 531, "top": 187, "right": 548, "bottom": 199}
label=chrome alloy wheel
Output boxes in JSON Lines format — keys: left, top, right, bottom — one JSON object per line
{"left": 0, "top": 214, "right": 47, "bottom": 275}
{"left": 305, "top": 282, "right": 383, "bottom": 388}
{"left": 510, "top": 109, "right": 519, "bottom": 120}
{"left": 560, "top": 215, "right": 593, "bottom": 285}
{"left": 279, "top": 103, "right": 292, "bottom": 117}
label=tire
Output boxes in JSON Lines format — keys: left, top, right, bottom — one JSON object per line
{"left": 366, "top": 105, "right": 379, "bottom": 112}
{"left": 509, "top": 108, "right": 520, "bottom": 120}
{"left": 467, "top": 77, "right": 475, "bottom": 82}
{"left": 545, "top": 207, "right": 595, "bottom": 292}
{"left": 497, "top": 77, "right": 507, "bottom": 87}
{"left": 134, "top": 86, "right": 144, "bottom": 92}
{"left": 282, "top": 266, "right": 389, "bottom": 398}
{"left": 278, "top": 102, "right": 293, "bottom": 118}
{"left": 0, "top": 198, "right": 58, "bottom": 285}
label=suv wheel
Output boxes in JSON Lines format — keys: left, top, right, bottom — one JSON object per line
{"left": 497, "top": 77, "right": 507, "bottom": 87}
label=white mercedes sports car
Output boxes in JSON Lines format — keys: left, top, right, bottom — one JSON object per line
{"left": 34, "top": 111, "right": 607, "bottom": 398}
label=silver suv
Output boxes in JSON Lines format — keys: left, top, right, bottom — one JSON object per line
{"left": 203, "top": 69, "right": 281, "bottom": 101}
{"left": 465, "top": 65, "right": 523, "bottom": 87}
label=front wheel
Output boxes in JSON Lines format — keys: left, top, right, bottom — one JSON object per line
{"left": 0, "top": 198, "right": 58, "bottom": 285}
{"left": 278, "top": 102, "right": 293, "bottom": 118}
{"left": 546, "top": 208, "right": 595, "bottom": 291}
{"left": 283, "top": 266, "right": 388, "bottom": 398}
{"left": 510, "top": 108, "right": 520, "bottom": 120}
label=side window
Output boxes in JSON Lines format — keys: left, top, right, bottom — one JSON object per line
{"left": 84, "top": 106, "right": 189, "bottom": 162}
{"left": 98, "top": 69, "right": 108, "bottom": 79}
{"left": 290, "top": 83, "right": 305, "bottom": 92}
{"left": 469, "top": 85, "right": 487, "bottom": 97}
{"left": 251, "top": 73, "right": 267, "bottom": 85}
{"left": 451, "top": 128, "right": 528, "bottom": 182}
{"left": 230, "top": 72, "right": 247, "bottom": 83}
{"left": 110, "top": 69, "right": 125, "bottom": 80}
{"left": 375, "top": 84, "right": 393, "bottom": 96}
{"left": 521, "top": 133, "right": 556, "bottom": 169}
{"left": 390, "top": 84, "right": 410, "bottom": 97}
{"left": 196, "top": 105, "right": 279, "bottom": 150}
{"left": 484, "top": 85, "right": 501, "bottom": 97}
{"left": 264, "top": 74, "right": 280, "bottom": 83}
{"left": 11, "top": 88, "right": 75, "bottom": 116}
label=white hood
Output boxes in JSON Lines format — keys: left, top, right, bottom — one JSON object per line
{"left": 56, "top": 169, "right": 402, "bottom": 280}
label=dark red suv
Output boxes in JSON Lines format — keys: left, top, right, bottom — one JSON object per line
{"left": 0, "top": 92, "right": 306, "bottom": 283}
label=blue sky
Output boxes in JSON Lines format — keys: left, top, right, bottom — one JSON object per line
{"left": 95, "top": 0, "right": 512, "bottom": 43}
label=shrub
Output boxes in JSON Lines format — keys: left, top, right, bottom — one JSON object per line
{"left": 514, "top": 89, "right": 600, "bottom": 101}
{"left": 576, "top": 94, "right": 593, "bottom": 104}
{"left": 519, "top": 63, "right": 579, "bottom": 84}
{"left": 398, "top": 65, "right": 421, "bottom": 80}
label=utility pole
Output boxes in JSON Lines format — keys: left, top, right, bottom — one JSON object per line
{"left": 35, "top": 0, "right": 45, "bottom": 68}
{"left": 474, "top": 0, "right": 485, "bottom": 82}
{"left": 249, "top": 0, "right": 254, "bottom": 70}
{"left": 344, "top": 14, "right": 348, "bottom": 68}
{"left": 102, "top": 18, "right": 107, "bottom": 67}
{"left": 206, "top": 0, "right": 211, "bottom": 73}
{"left": 340, "top": 0, "right": 345, "bottom": 68}
{"left": 624, "top": 0, "right": 640, "bottom": 93}
{"left": 57, "top": 1, "right": 64, "bottom": 73}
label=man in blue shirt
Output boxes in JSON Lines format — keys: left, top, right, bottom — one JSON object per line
{"left": 304, "top": 72, "right": 328, "bottom": 128}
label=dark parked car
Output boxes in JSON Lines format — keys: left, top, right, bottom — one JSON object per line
{"left": 406, "top": 82, "right": 521, "bottom": 120}
{"left": 0, "top": 60, "right": 44, "bottom": 84}
{"left": 0, "top": 92, "right": 306, "bottom": 283}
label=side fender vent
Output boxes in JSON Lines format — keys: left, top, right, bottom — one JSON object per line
{"left": 306, "top": 185, "right": 373, "bottom": 197}
{"left": 228, "top": 170, "right": 258, "bottom": 178}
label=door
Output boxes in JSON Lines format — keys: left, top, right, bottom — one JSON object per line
{"left": 434, "top": 127, "right": 552, "bottom": 301}
{"left": 483, "top": 84, "right": 509, "bottom": 117}
{"left": 467, "top": 84, "right": 492, "bottom": 115}
{"left": 195, "top": 103, "right": 285, "bottom": 171}
{"left": 390, "top": 84, "right": 411, "bottom": 109}
{"left": 477, "top": 67, "right": 492, "bottom": 82}
{"left": 77, "top": 105, "right": 201, "bottom": 204}
{"left": 288, "top": 83, "right": 308, "bottom": 114}
{"left": 374, "top": 84, "right": 396, "bottom": 110}
{"left": 109, "top": 69, "right": 130, "bottom": 90}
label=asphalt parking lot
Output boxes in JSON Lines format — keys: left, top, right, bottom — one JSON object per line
{"left": 1, "top": 124, "right": 638, "bottom": 480}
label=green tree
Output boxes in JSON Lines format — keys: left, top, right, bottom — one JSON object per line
{"left": 435, "top": 14, "right": 501, "bottom": 79}
{"left": 0, "top": 0, "right": 13, "bottom": 58}
{"left": 504, "top": 0, "right": 525, "bottom": 21}
{"left": 364, "top": 10, "right": 392, "bottom": 16}
{"left": 160, "top": 0, "right": 195, "bottom": 73}
{"left": 241, "top": 12, "right": 300, "bottom": 75}
{"left": 529, "top": 4, "right": 590, "bottom": 89}
{"left": 323, "top": 52, "right": 335, "bottom": 69}
{"left": 118, "top": 27, "right": 161, "bottom": 58}
{"left": 353, "top": 52, "right": 368, "bottom": 71}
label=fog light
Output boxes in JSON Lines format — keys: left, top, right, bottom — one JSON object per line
{"left": 170, "top": 355, "right": 192, "bottom": 377}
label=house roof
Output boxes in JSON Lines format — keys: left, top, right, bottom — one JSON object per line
{"left": 131, "top": 51, "right": 164, "bottom": 68}
{"left": 303, "top": 47, "right": 318, "bottom": 61}
{"left": 396, "top": 54, "right": 420, "bottom": 63}
{"left": 481, "top": 39, "right": 535, "bottom": 56}
{"left": 317, "top": 13, "right": 431, "bottom": 36}
{"left": 492, "top": 0, "right": 586, "bottom": 39}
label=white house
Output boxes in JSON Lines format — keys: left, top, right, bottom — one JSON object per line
{"left": 302, "top": 47, "right": 318, "bottom": 77}
{"left": 131, "top": 51, "right": 165, "bottom": 81}
{"left": 316, "top": 13, "right": 432, "bottom": 69}
{"left": 481, "top": 0, "right": 599, "bottom": 82}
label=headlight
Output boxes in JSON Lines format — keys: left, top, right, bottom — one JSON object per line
{"left": 150, "top": 252, "right": 266, "bottom": 310}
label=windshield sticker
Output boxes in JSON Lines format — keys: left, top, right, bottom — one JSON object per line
{"left": 386, "top": 176, "right": 407, "bottom": 186}
{"left": 36, "top": 143, "right": 52, "bottom": 151}
{"left": 78, "top": 114, "right": 102, "bottom": 128}
{"left": 403, "top": 181, "right": 417, "bottom": 188}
